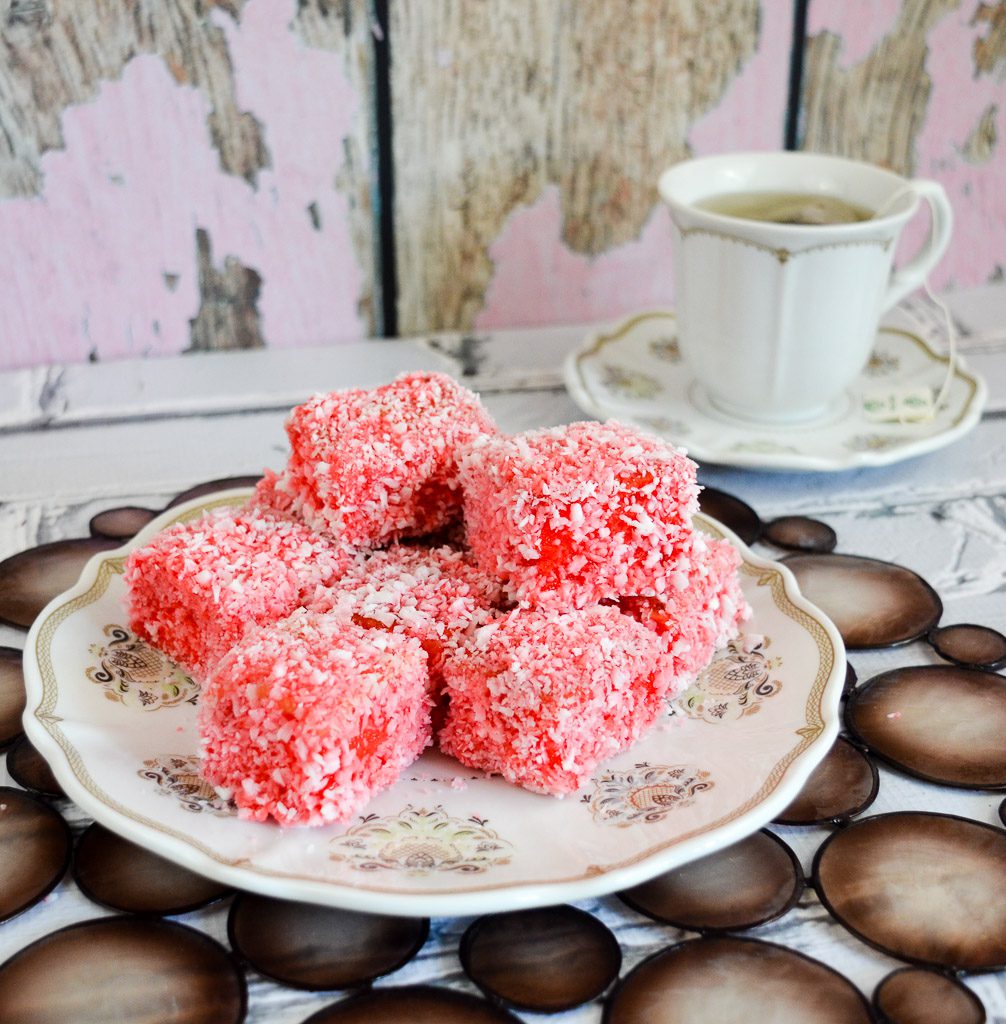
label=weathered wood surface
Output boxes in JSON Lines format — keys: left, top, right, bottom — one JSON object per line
{"left": 390, "top": 0, "right": 788, "bottom": 335}
{"left": 3, "top": 288, "right": 1006, "bottom": 1020}
{"left": 801, "top": 0, "right": 1006, "bottom": 289}
{"left": 391, "top": 0, "right": 1006, "bottom": 335}
{"left": 0, "top": 0, "right": 375, "bottom": 368}
{"left": 2, "top": 0, "right": 1005, "bottom": 378}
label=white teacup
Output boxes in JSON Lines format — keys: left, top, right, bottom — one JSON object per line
{"left": 658, "top": 152, "right": 953, "bottom": 424}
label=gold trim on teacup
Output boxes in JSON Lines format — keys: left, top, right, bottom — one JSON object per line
{"left": 672, "top": 220, "right": 893, "bottom": 265}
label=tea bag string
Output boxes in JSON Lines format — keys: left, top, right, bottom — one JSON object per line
{"left": 871, "top": 184, "right": 957, "bottom": 423}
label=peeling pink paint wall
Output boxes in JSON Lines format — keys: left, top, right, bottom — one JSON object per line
{"left": 809, "top": 0, "right": 903, "bottom": 69}
{"left": 475, "top": 0, "right": 794, "bottom": 330}
{"left": 478, "top": 0, "right": 1005, "bottom": 331}
{"left": 0, "top": 0, "right": 366, "bottom": 371}
{"left": 1, "top": 1, "right": 1001, "bottom": 369}
{"left": 912, "top": 5, "right": 1006, "bottom": 289}
{"left": 809, "top": 0, "right": 1006, "bottom": 290}
{"left": 476, "top": 188, "right": 676, "bottom": 330}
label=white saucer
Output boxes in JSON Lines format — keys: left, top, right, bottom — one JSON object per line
{"left": 564, "top": 310, "right": 987, "bottom": 471}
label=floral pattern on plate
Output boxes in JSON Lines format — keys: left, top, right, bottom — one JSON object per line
{"left": 584, "top": 764, "right": 714, "bottom": 826}
{"left": 139, "top": 754, "right": 233, "bottom": 816}
{"left": 672, "top": 635, "right": 783, "bottom": 724}
{"left": 87, "top": 624, "right": 199, "bottom": 710}
{"left": 330, "top": 806, "right": 513, "bottom": 875}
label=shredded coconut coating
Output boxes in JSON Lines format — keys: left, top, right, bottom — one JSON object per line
{"left": 438, "top": 605, "right": 674, "bottom": 795}
{"left": 125, "top": 386, "right": 751, "bottom": 825}
{"left": 269, "top": 372, "right": 497, "bottom": 547}
{"left": 312, "top": 544, "right": 504, "bottom": 690}
{"left": 460, "top": 421, "right": 700, "bottom": 608}
{"left": 251, "top": 467, "right": 298, "bottom": 517}
{"left": 615, "top": 534, "right": 751, "bottom": 684}
{"left": 199, "top": 611, "right": 432, "bottom": 826}
{"left": 123, "top": 504, "right": 356, "bottom": 680}
{"left": 397, "top": 516, "right": 469, "bottom": 552}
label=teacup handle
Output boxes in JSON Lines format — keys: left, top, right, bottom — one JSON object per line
{"left": 882, "top": 178, "right": 953, "bottom": 312}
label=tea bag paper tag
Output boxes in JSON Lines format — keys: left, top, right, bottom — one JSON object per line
{"left": 862, "top": 386, "right": 936, "bottom": 423}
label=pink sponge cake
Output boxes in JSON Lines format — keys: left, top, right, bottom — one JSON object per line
{"left": 263, "top": 372, "right": 497, "bottom": 547}
{"left": 200, "top": 611, "right": 431, "bottom": 826}
{"left": 312, "top": 544, "right": 503, "bottom": 699}
{"left": 438, "top": 605, "right": 675, "bottom": 795}
{"left": 124, "top": 504, "right": 355, "bottom": 680}
{"left": 460, "top": 421, "right": 700, "bottom": 608}
{"left": 615, "top": 534, "right": 750, "bottom": 681}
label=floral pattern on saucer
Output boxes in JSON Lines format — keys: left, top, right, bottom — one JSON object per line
{"left": 565, "top": 310, "right": 986, "bottom": 471}
{"left": 649, "top": 336, "right": 682, "bottom": 362}
{"left": 602, "top": 364, "right": 662, "bottom": 400}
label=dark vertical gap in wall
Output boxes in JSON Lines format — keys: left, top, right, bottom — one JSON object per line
{"left": 784, "top": 0, "right": 810, "bottom": 150}
{"left": 372, "top": 0, "right": 398, "bottom": 336}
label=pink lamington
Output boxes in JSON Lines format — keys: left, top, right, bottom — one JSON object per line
{"left": 438, "top": 605, "right": 674, "bottom": 795}
{"left": 200, "top": 611, "right": 431, "bottom": 826}
{"left": 123, "top": 504, "right": 355, "bottom": 679}
{"left": 615, "top": 533, "right": 750, "bottom": 681}
{"left": 312, "top": 544, "right": 504, "bottom": 697}
{"left": 263, "top": 372, "right": 497, "bottom": 547}
{"left": 459, "top": 421, "right": 700, "bottom": 608}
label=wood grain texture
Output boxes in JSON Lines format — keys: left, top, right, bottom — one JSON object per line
{"left": 391, "top": 0, "right": 763, "bottom": 335}
{"left": 188, "top": 226, "right": 264, "bottom": 351}
{"left": 800, "top": 1, "right": 954, "bottom": 173}
{"left": 293, "top": 0, "right": 378, "bottom": 331}
{"left": 973, "top": 0, "right": 1006, "bottom": 75}
{"left": 0, "top": 0, "right": 374, "bottom": 368}
{"left": 801, "top": 0, "right": 1006, "bottom": 289}
{"left": 5, "top": 0, "right": 1004, "bottom": 364}
{"left": 0, "top": 0, "right": 264, "bottom": 195}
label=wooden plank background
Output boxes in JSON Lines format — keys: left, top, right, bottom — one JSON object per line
{"left": 0, "top": 0, "right": 1003, "bottom": 367}
{"left": 801, "top": 0, "right": 1006, "bottom": 293}
{"left": 390, "top": 0, "right": 787, "bottom": 335}
{"left": 0, "top": 0, "right": 375, "bottom": 368}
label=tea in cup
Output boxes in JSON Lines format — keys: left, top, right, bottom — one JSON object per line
{"left": 657, "top": 152, "right": 953, "bottom": 424}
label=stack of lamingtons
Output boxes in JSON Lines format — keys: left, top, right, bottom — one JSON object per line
{"left": 124, "top": 372, "right": 748, "bottom": 826}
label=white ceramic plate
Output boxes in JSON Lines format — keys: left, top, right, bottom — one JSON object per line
{"left": 564, "top": 310, "right": 987, "bottom": 471}
{"left": 23, "top": 491, "right": 844, "bottom": 917}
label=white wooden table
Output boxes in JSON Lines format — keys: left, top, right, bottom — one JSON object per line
{"left": 3, "top": 287, "right": 1006, "bottom": 1021}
